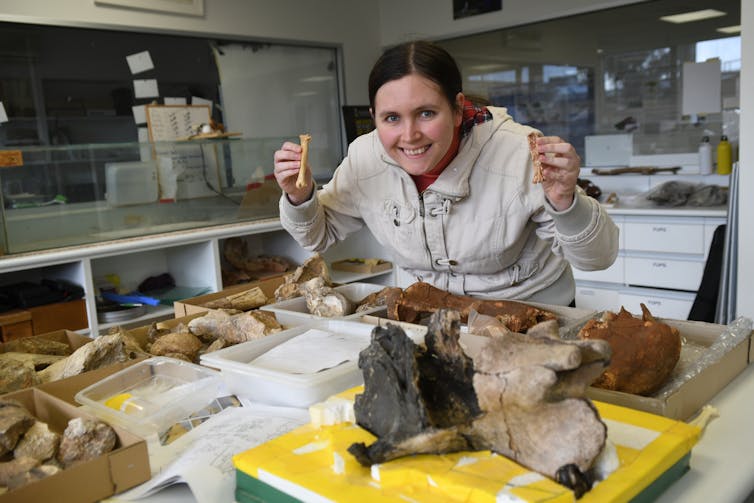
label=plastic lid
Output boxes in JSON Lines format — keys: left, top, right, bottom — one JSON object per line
{"left": 721, "top": 135, "right": 728, "bottom": 141}
{"left": 702, "top": 136, "right": 710, "bottom": 142}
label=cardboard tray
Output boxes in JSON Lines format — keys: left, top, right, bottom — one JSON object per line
{"left": 0, "top": 329, "right": 92, "bottom": 354}
{"left": 572, "top": 317, "right": 751, "bottom": 420}
{"left": 331, "top": 258, "right": 392, "bottom": 274}
{"left": 0, "top": 388, "right": 150, "bottom": 503}
{"left": 173, "top": 275, "right": 286, "bottom": 318}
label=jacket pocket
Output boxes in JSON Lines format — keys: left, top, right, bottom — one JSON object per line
{"left": 464, "top": 261, "right": 540, "bottom": 295}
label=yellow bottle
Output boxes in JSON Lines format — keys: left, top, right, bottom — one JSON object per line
{"left": 717, "top": 135, "right": 732, "bottom": 175}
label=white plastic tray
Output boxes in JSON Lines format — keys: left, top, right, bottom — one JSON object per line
{"left": 75, "top": 357, "right": 222, "bottom": 436}
{"left": 200, "top": 319, "right": 425, "bottom": 407}
{"left": 260, "top": 282, "right": 387, "bottom": 327}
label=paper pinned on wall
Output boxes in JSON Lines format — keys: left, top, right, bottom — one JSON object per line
{"left": 0, "top": 102, "right": 8, "bottom": 123}
{"left": 682, "top": 59, "right": 722, "bottom": 115}
{"left": 164, "top": 97, "right": 187, "bottom": 105}
{"left": 126, "top": 50, "right": 154, "bottom": 74}
{"left": 134, "top": 79, "right": 160, "bottom": 99}
{"left": 132, "top": 104, "right": 147, "bottom": 124}
{"left": 138, "top": 127, "right": 149, "bottom": 142}
{"left": 191, "top": 96, "right": 213, "bottom": 113}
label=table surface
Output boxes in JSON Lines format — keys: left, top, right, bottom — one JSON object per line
{"left": 110, "top": 364, "right": 754, "bottom": 503}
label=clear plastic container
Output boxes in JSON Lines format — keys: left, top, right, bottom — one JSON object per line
{"left": 75, "top": 357, "right": 222, "bottom": 436}
{"left": 260, "top": 282, "right": 387, "bottom": 326}
{"left": 200, "top": 319, "right": 424, "bottom": 407}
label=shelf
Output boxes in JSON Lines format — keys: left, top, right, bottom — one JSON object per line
{"left": 330, "top": 268, "right": 393, "bottom": 285}
{"left": 97, "top": 304, "right": 174, "bottom": 333}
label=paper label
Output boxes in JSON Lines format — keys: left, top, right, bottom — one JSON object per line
{"left": 0, "top": 150, "right": 23, "bottom": 168}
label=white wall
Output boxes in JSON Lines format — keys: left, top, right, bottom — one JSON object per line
{"left": 0, "top": 0, "right": 381, "bottom": 105}
{"left": 377, "top": 0, "right": 644, "bottom": 46}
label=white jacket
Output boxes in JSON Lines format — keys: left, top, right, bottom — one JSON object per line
{"left": 280, "top": 107, "right": 619, "bottom": 305}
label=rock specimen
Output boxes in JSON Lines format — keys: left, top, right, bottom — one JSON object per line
{"left": 1, "top": 337, "right": 72, "bottom": 356}
{"left": 577, "top": 304, "right": 681, "bottom": 396}
{"left": 201, "top": 286, "right": 269, "bottom": 311}
{"left": 274, "top": 253, "right": 332, "bottom": 301}
{"left": 355, "top": 286, "right": 402, "bottom": 313}
{"left": 14, "top": 421, "right": 60, "bottom": 461}
{"left": 57, "top": 417, "right": 117, "bottom": 468}
{"left": 188, "top": 309, "right": 282, "bottom": 346}
{"left": 149, "top": 331, "right": 204, "bottom": 362}
{"left": 0, "top": 399, "right": 35, "bottom": 457}
{"left": 37, "top": 333, "right": 127, "bottom": 384}
{"left": 0, "top": 359, "right": 39, "bottom": 394}
{"left": 348, "top": 309, "right": 611, "bottom": 497}
{"left": 223, "top": 237, "right": 291, "bottom": 280}
{"left": 385, "top": 282, "right": 556, "bottom": 331}
{"left": 300, "top": 277, "right": 354, "bottom": 317}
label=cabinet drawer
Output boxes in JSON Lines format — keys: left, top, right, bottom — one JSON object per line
{"left": 624, "top": 221, "right": 705, "bottom": 254}
{"left": 619, "top": 291, "right": 694, "bottom": 320}
{"left": 575, "top": 284, "right": 621, "bottom": 312}
{"left": 624, "top": 257, "right": 704, "bottom": 291}
{"left": 572, "top": 256, "right": 624, "bottom": 283}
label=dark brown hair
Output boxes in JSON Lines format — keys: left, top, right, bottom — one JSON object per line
{"left": 368, "top": 40, "right": 463, "bottom": 111}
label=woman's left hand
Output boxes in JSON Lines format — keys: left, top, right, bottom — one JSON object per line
{"left": 537, "top": 136, "right": 580, "bottom": 211}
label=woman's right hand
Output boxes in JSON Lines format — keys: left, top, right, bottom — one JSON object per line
{"left": 273, "top": 141, "right": 313, "bottom": 205}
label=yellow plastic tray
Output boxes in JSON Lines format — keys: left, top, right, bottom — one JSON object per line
{"left": 234, "top": 391, "right": 700, "bottom": 503}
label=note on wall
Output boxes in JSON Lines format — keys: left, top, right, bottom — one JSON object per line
{"left": 134, "top": 78, "right": 160, "bottom": 99}
{"left": 145, "top": 104, "right": 211, "bottom": 142}
{"left": 0, "top": 102, "right": 8, "bottom": 123}
{"left": 126, "top": 50, "right": 154, "bottom": 74}
{"left": 682, "top": 59, "right": 721, "bottom": 115}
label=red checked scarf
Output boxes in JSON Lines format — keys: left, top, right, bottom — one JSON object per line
{"left": 411, "top": 99, "right": 493, "bottom": 193}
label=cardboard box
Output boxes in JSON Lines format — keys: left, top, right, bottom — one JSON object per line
{"left": 580, "top": 318, "right": 751, "bottom": 420}
{"left": 0, "top": 329, "right": 93, "bottom": 354}
{"left": 0, "top": 388, "right": 150, "bottom": 503}
{"left": 331, "top": 258, "right": 392, "bottom": 274}
{"left": 173, "top": 275, "right": 286, "bottom": 317}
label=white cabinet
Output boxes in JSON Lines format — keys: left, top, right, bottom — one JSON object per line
{"left": 573, "top": 208, "right": 726, "bottom": 319}
{"left": 0, "top": 222, "right": 392, "bottom": 335}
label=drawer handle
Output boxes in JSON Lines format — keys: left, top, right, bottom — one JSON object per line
{"left": 646, "top": 300, "right": 662, "bottom": 306}
{"left": 652, "top": 262, "right": 667, "bottom": 268}
{"left": 651, "top": 227, "right": 668, "bottom": 232}
{"left": 579, "top": 290, "right": 595, "bottom": 296}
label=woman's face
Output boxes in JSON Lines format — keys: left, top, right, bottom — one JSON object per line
{"left": 372, "top": 74, "right": 463, "bottom": 176}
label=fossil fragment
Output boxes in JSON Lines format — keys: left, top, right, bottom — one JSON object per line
{"left": 300, "top": 277, "right": 354, "bottom": 317}
{"left": 14, "top": 421, "right": 60, "bottom": 461}
{"left": 149, "top": 331, "right": 203, "bottom": 362}
{"left": 577, "top": 304, "right": 681, "bottom": 395}
{"left": 0, "top": 358, "right": 39, "bottom": 394}
{"left": 355, "top": 286, "right": 402, "bottom": 313}
{"left": 348, "top": 309, "right": 610, "bottom": 497}
{"left": 201, "top": 286, "right": 269, "bottom": 311}
{"left": 0, "top": 399, "right": 35, "bottom": 457}
{"left": 57, "top": 417, "right": 117, "bottom": 468}
{"left": 1, "top": 337, "right": 72, "bottom": 356}
{"left": 37, "top": 333, "right": 127, "bottom": 384}
{"left": 386, "top": 281, "right": 556, "bottom": 331}
{"left": 274, "top": 253, "right": 332, "bottom": 301}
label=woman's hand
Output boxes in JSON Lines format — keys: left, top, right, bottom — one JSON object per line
{"left": 273, "top": 141, "right": 314, "bottom": 205}
{"left": 537, "top": 136, "right": 580, "bottom": 211}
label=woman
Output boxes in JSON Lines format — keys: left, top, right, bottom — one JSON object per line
{"left": 273, "top": 40, "right": 618, "bottom": 306}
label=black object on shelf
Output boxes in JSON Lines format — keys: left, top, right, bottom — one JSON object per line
{"left": 0, "top": 279, "right": 85, "bottom": 309}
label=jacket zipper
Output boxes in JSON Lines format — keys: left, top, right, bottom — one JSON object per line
{"left": 418, "top": 192, "right": 433, "bottom": 270}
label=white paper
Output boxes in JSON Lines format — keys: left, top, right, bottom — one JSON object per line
{"left": 164, "top": 97, "right": 187, "bottom": 105}
{"left": 191, "top": 96, "right": 213, "bottom": 113}
{"left": 682, "top": 59, "right": 722, "bottom": 115}
{"left": 115, "top": 405, "right": 307, "bottom": 503}
{"left": 137, "top": 127, "right": 150, "bottom": 142}
{"left": 0, "top": 102, "right": 7, "bottom": 123}
{"left": 132, "top": 104, "right": 147, "bottom": 124}
{"left": 126, "top": 50, "right": 154, "bottom": 74}
{"left": 251, "top": 328, "right": 369, "bottom": 374}
{"left": 134, "top": 79, "right": 160, "bottom": 99}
